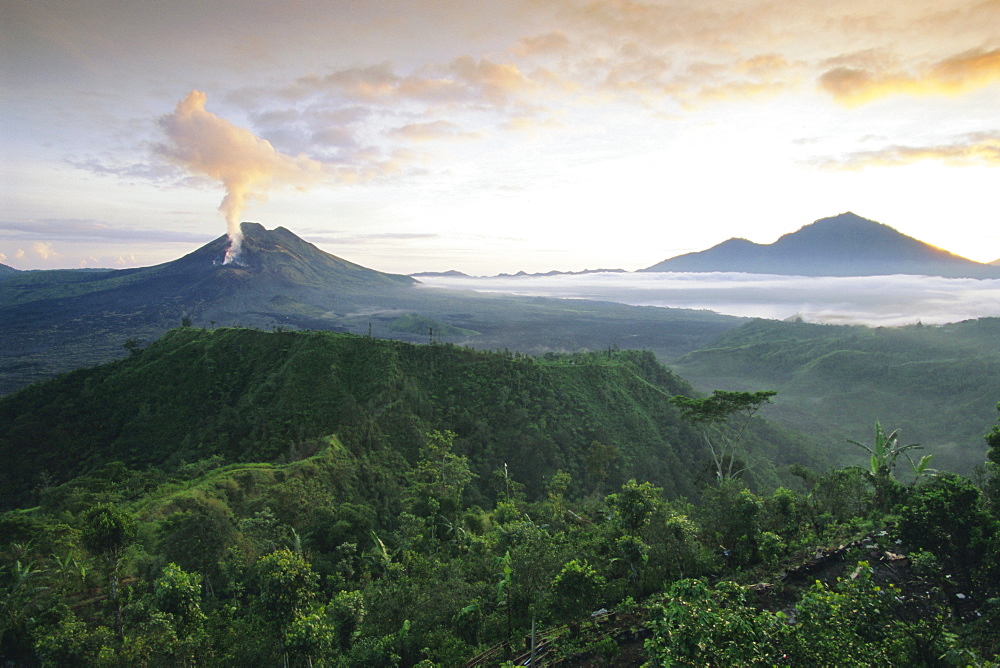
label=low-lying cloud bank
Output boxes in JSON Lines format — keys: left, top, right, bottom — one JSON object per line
{"left": 416, "top": 272, "right": 1000, "bottom": 327}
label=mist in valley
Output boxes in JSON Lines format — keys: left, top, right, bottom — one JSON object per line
{"left": 418, "top": 271, "right": 1000, "bottom": 327}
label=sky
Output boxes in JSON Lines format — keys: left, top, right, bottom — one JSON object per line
{"left": 2, "top": 0, "right": 999, "bottom": 275}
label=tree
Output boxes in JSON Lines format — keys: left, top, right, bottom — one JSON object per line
{"left": 326, "top": 589, "right": 365, "bottom": 653}
{"left": 606, "top": 479, "right": 662, "bottom": 535}
{"left": 284, "top": 605, "right": 336, "bottom": 668}
{"left": 0, "top": 560, "right": 49, "bottom": 662}
{"left": 549, "top": 560, "right": 604, "bottom": 627}
{"left": 848, "top": 420, "right": 923, "bottom": 511}
{"left": 152, "top": 563, "right": 209, "bottom": 664}
{"left": 404, "top": 430, "right": 474, "bottom": 542}
{"left": 613, "top": 535, "right": 649, "bottom": 598}
{"left": 986, "top": 402, "right": 1000, "bottom": 464}
{"left": 584, "top": 440, "right": 620, "bottom": 494}
{"left": 645, "top": 578, "right": 783, "bottom": 666}
{"left": 157, "top": 498, "right": 237, "bottom": 594}
{"left": 123, "top": 338, "right": 142, "bottom": 356}
{"left": 785, "top": 564, "right": 955, "bottom": 665}
{"left": 254, "top": 548, "right": 320, "bottom": 633}
{"left": 247, "top": 548, "right": 326, "bottom": 664}
{"left": 699, "top": 479, "right": 764, "bottom": 568}
{"left": 897, "top": 474, "right": 996, "bottom": 592}
{"left": 81, "top": 503, "right": 137, "bottom": 639}
{"left": 670, "top": 390, "right": 776, "bottom": 482}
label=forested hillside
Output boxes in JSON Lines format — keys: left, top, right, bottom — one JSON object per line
{"left": 0, "top": 327, "right": 818, "bottom": 511}
{"left": 673, "top": 317, "right": 1000, "bottom": 474}
{"left": 1, "top": 328, "right": 997, "bottom": 666}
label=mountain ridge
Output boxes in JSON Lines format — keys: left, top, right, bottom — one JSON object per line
{"left": 0, "top": 222, "right": 743, "bottom": 395}
{"left": 0, "top": 326, "right": 821, "bottom": 509}
{"left": 641, "top": 212, "right": 1000, "bottom": 278}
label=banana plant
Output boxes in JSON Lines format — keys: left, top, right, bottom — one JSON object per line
{"left": 904, "top": 451, "right": 937, "bottom": 484}
{"left": 848, "top": 421, "right": 924, "bottom": 510}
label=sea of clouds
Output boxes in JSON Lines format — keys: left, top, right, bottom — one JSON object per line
{"left": 416, "top": 271, "right": 1000, "bottom": 327}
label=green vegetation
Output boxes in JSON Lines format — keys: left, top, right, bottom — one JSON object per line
{"left": 0, "top": 327, "right": 817, "bottom": 509}
{"left": 387, "top": 314, "right": 479, "bottom": 339}
{"left": 1, "top": 328, "right": 998, "bottom": 665}
{"left": 674, "top": 317, "right": 1000, "bottom": 474}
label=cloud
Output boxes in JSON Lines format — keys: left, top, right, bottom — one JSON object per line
{"left": 300, "top": 62, "right": 402, "bottom": 102}
{"left": 0, "top": 241, "right": 68, "bottom": 266}
{"left": 446, "top": 56, "right": 537, "bottom": 106}
{"left": 388, "top": 120, "right": 481, "bottom": 142}
{"left": 292, "top": 56, "right": 536, "bottom": 110}
{"left": 0, "top": 219, "right": 213, "bottom": 244}
{"left": 819, "top": 48, "right": 1000, "bottom": 105}
{"left": 416, "top": 271, "right": 1000, "bottom": 327}
{"left": 812, "top": 131, "right": 1000, "bottom": 169}
{"left": 67, "top": 157, "right": 188, "bottom": 183}
{"left": 514, "top": 30, "right": 571, "bottom": 57}
{"left": 31, "top": 241, "right": 62, "bottom": 260}
{"left": 158, "top": 90, "right": 325, "bottom": 262}
{"left": 305, "top": 231, "right": 441, "bottom": 246}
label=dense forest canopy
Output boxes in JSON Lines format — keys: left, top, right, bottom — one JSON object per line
{"left": 0, "top": 327, "right": 820, "bottom": 510}
{"left": 1, "top": 327, "right": 997, "bottom": 666}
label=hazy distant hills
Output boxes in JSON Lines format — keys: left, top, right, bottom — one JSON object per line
{"left": 411, "top": 268, "right": 627, "bottom": 278}
{"left": 0, "top": 263, "right": 18, "bottom": 279}
{"left": 642, "top": 212, "right": 1000, "bottom": 278}
{"left": 673, "top": 317, "right": 1000, "bottom": 475}
{"left": 0, "top": 223, "right": 741, "bottom": 394}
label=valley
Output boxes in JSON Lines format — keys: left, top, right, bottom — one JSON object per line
{"left": 1, "top": 215, "right": 998, "bottom": 665}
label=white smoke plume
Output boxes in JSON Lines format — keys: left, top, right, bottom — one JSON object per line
{"left": 159, "top": 90, "right": 324, "bottom": 263}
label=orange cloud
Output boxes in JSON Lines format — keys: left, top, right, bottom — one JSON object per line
{"left": 514, "top": 30, "right": 571, "bottom": 57}
{"left": 446, "top": 56, "right": 537, "bottom": 106}
{"left": 388, "top": 120, "right": 481, "bottom": 142}
{"left": 819, "top": 48, "right": 1000, "bottom": 105}
{"left": 813, "top": 132, "right": 1000, "bottom": 169}
{"left": 32, "top": 241, "right": 62, "bottom": 260}
{"left": 295, "top": 56, "right": 536, "bottom": 109}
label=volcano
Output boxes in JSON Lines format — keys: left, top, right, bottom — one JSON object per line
{"left": 153, "top": 222, "right": 414, "bottom": 291}
{"left": 1, "top": 222, "right": 415, "bottom": 333}
{"left": 0, "top": 223, "right": 418, "bottom": 393}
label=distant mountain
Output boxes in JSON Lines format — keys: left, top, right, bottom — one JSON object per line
{"left": 411, "top": 268, "right": 627, "bottom": 278}
{"left": 495, "top": 268, "right": 627, "bottom": 278}
{"left": 0, "top": 263, "right": 18, "bottom": 279}
{"left": 0, "top": 223, "right": 742, "bottom": 394}
{"left": 410, "top": 269, "right": 472, "bottom": 278}
{"left": 641, "top": 212, "right": 1000, "bottom": 278}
